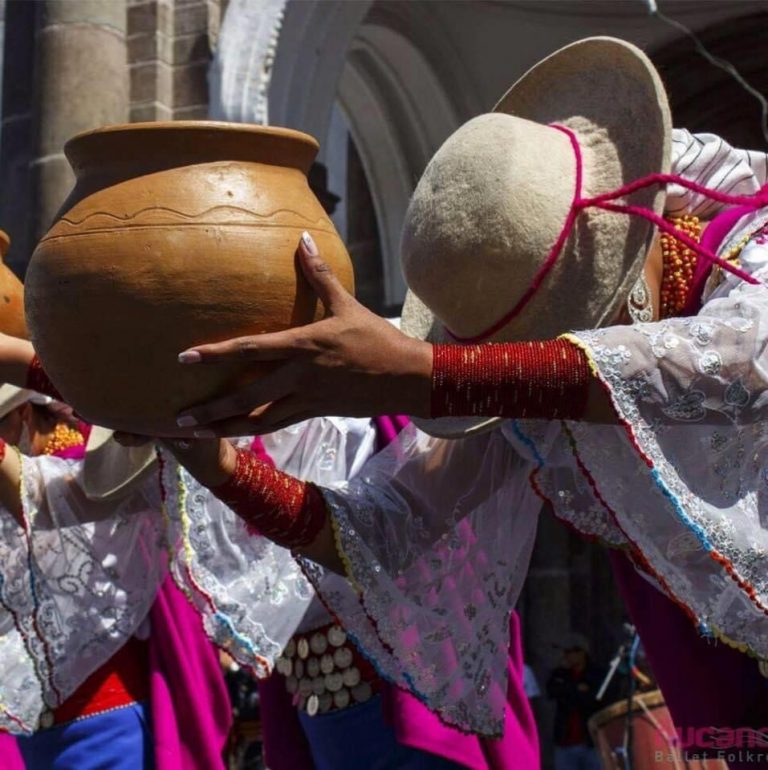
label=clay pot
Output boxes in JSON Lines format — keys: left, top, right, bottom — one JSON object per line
{"left": 25, "top": 122, "right": 354, "bottom": 435}
{"left": 0, "top": 231, "right": 28, "bottom": 340}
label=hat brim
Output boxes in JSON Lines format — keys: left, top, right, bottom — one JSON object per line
{"left": 82, "top": 426, "right": 158, "bottom": 501}
{"left": 402, "top": 37, "right": 670, "bottom": 439}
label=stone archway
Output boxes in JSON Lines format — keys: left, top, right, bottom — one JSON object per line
{"left": 337, "top": 13, "right": 464, "bottom": 304}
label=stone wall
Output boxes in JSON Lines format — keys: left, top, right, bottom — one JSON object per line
{"left": 0, "top": 0, "right": 222, "bottom": 272}
{"left": 128, "top": 0, "right": 221, "bottom": 122}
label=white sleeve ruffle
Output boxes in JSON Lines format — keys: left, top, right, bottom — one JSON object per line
{"left": 0, "top": 452, "right": 313, "bottom": 733}
{"left": 0, "top": 417, "right": 379, "bottom": 734}
{"left": 309, "top": 425, "right": 540, "bottom": 737}
{"left": 0, "top": 455, "right": 165, "bottom": 731}
{"left": 537, "top": 238, "right": 768, "bottom": 662}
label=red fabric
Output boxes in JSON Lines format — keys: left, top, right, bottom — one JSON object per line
{"left": 52, "top": 637, "right": 149, "bottom": 724}
{"left": 432, "top": 340, "right": 590, "bottom": 420}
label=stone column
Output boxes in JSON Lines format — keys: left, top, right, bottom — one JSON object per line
{"left": 32, "top": 0, "right": 129, "bottom": 242}
{"left": 128, "top": 0, "right": 216, "bottom": 124}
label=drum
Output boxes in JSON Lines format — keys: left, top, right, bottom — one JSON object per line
{"left": 588, "top": 690, "right": 728, "bottom": 770}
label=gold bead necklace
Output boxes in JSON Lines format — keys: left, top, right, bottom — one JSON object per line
{"left": 42, "top": 423, "right": 85, "bottom": 456}
{"left": 659, "top": 215, "right": 702, "bottom": 319}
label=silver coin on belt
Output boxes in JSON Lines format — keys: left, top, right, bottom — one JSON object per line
{"left": 333, "top": 647, "right": 353, "bottom": 669}
{"left": 320, "top": 653, "right": 335, "bottom": 675}
{"left": 333, "top": 688, "right": 351, "bottom": 709}
{"left": 325, "top": 671, "right": 344, "bottom": 693}
{"left": 310, "top": 632, "right": 328, "bottom": 655}
{"left": 342, "top": 667, "right": 361, "bottom": 688}
{"left": 328, "top": 625, "right": 347, "bottom": 647}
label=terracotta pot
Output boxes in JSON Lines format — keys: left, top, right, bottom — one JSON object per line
{"left": 0, "top": 230, "right": 28, "bottom": 340}
{"left": 25, "top": 122, "right": 354, "bottom": 435}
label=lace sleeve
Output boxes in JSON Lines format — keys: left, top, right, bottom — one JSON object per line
{"left": 0, "top": 455, "right": 164, "bottom": 731}
{"left": 159, "top": 454, "right": 314, "bottom": 677}
{"left": 306, "top": 425, "right": 541, "bottom": 736}
{"left": 540, "top": 238, "right": 768, "bottom": 661}
{"left": 155, "top": 418, "right": 376, "bottom": 677}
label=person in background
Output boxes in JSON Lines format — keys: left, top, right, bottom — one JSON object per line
{"left": 523, "top": 665, "right": 541, "bottom": 702}
{"left": 546, "top": 634, "right": 603, "bottom": 770}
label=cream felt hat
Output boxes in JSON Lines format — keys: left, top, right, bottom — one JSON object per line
{"left": 0, "top": 384, "right": 54, "bottom": 419}
{"left": 82, "top": 426, "right": 157, "bottom": 502}
{"left": 400, "top": 37, "right": 671, "bottom": 438}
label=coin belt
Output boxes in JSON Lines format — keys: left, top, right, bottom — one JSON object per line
{"left": 275, "top": 622, "right": 383, "bottom": 716}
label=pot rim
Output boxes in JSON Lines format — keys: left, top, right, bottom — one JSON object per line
{"left": 65, "top": 121, "right": 320, "bottom": 175}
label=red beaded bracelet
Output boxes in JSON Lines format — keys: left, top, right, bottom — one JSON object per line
{"left": 0, "top": 438, "right": 6, "bottom": 464}
{"left": 26, "top": 356, "right": 64, "bottom": 402}
{"left": 211, "top": 448, "right": 328, "bottom": 550}
{"left": 431, "top": 338, "right": 591, "bottom": 420}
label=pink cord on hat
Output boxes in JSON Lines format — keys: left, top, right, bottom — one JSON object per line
{"left": 446, "top": 124, "right": 766, "bottom": 344}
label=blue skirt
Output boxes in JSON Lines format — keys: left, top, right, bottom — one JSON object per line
{"left": 298, "top": 696, "right": 464, "bottom": 770}
{"left": 16, "top": 702, "right": 154, "bottom": 770}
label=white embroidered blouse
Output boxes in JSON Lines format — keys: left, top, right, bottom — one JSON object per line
{"left": 0, "top": 418, "right": 376, "bottom": 733}
{"left": 306, "top": 129, "right": 768, "bottom": 736}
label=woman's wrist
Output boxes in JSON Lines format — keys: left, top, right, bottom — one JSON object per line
{"left": 214, "top": 439, "right": 237, "bottom": 486}
{"left": 401, "top": 338, "right": 434, "bottom": 417}
{"left": 164, "top": 437, "right": 235, "bottom": 488}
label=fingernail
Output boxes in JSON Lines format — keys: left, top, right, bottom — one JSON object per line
{"left": 301, "top": 231, "right": 319, "bottom": 256}
{"left": 178, "top": 350, "right": 202, "bottom": 364}
{"left": 176, "top": 415, "right": 197, "bottom": 428}
{"left": 193, "top": 429, "right": 216, "bottom": 439}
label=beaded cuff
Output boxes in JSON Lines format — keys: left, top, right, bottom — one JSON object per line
{"left": 26, "top": 356, "right": 64, "bottom": 402}
{"left": 211, "top": 448, "right": 328, "bottom": 550}
{"left": 431, "top": 339, "right": 591, "bottom": 420}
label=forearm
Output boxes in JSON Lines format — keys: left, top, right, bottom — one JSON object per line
{"left": 430, "top": 338, "right": 617, "bottom": 423}
{"left": 167, "top": 440, "right": 346, "bottom": 574}
{"left": 0, "top": 334, "right": 36, "bottom": 390}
